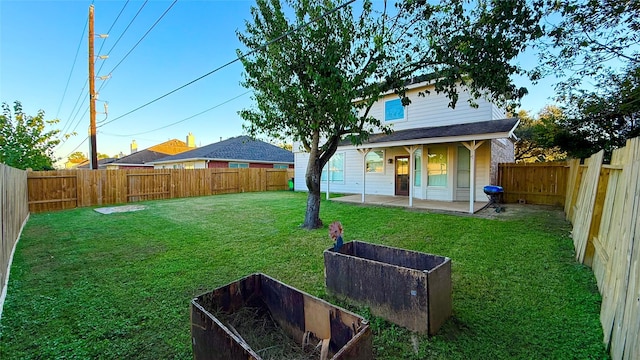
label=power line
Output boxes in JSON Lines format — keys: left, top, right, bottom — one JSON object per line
{"left": 100, "top": 90, "right": 251, "bottom": 137}
{"left": 58, "top": 0, "right": 138, "bottom": 148}
{"left": 96, "top": 0, "right": 146, "bottom": 92}
{"left": 62, "top": 136, "right": 89, "bottom": 159}
{"left": 98, "top": 0, "right": 175, "bottom": 93}
{"left": 55, "top": 16, "right": 89, "bottom": 120}
{"left": 97, "top": 0, "right": 356, "bottom": 128}
{"left": 60, "top": 82, "right": 88, "bottom": 138}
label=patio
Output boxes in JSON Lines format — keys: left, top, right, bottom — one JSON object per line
{"left": 330, "top": 194, "right": 489, "bottom": 213}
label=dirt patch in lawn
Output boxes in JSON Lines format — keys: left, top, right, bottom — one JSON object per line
{"left": 475, "top": 203, "right": 567, "bottom": 221}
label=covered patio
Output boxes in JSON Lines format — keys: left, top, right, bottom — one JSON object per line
{"left": 330, "top": 194, "right": 489, "bottom": 213}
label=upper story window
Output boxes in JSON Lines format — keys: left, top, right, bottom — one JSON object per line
{"left": 273, "top": 164, "right": 289, "bottom": 169}
{"left": 384, "top": 98, "right": 404, "bottom": 121}
{"left": 365, "top": 150, "right": 384, "bottom": 173}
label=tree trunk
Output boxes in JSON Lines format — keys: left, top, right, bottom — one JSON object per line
{"left": 304, "top": 189, "right": 323, "bottom": 229}
{"left": 303, "top": 135, "right": 324, "bottom": 229}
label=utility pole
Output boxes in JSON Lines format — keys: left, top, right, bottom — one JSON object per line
{"left": 88, "top": 4, "right": 98, "bottom": 170}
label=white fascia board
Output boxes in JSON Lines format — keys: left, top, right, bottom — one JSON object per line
{"left": 337, "top": 131, "right": 513, "bottom": 150}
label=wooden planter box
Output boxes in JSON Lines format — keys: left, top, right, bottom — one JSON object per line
{"left": 324, "top": 241, "right": 452, "bottom": 335}
{"left": 190, "top": 273, "right": 372, "bottom": 360}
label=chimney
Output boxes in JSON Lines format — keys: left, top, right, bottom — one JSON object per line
{"left": 186, "top": 132, "right": 196, "bottom": 148}
{"left": 131, "top": 140, "right": 138, "bottom": 154}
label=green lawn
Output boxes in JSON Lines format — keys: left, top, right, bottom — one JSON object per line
{"left": 0, "top": 192, "right": 608, "bottom": 359}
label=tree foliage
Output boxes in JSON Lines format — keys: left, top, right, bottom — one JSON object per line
{"left": 0, "top": 101, "right": 60, "bottom": 170}
{"left": 515, "top": 106, "right": 566, "bottom": 162}
{"left": 237, "top": 0, "right": 544, "bottom": 228}
{"left": 68, "top": 151, "right": 87, "bottom": 163}
{"left": 552, "top": 65, "right": 640, "bottom": 160}
{"left": 536, "top": 0, "right": 639, "bottom": 94}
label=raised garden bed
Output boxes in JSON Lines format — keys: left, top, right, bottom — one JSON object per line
{"left": 190, "top": 273, "right": 372, "bottom": 360}
{"left": 324, "top": 241, "right": 452, "bottom": 335}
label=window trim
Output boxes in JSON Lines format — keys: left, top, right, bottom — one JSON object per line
{"left": 321, "top": 152, "right": 345, "bottom": 183}
{"left": 228, "top": 162, "right": 249, "bottom": 169}
{"left": 427, "top": 146, "right": 448, "bottom": 188}
{"left": 384, "top": 98, "right": 405, "bottom": 122}
{"left": 365, "top": 150, "right": 385, "bottom": 174}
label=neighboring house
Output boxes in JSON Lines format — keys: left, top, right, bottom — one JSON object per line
{"left": 150, "top": 135, "right": 294, "bottom": 169}
{"left": 106, "top": 133, "right": 196, "bottom": 169}
{"left": 293, "top": 78, "right": 519, "bottom": 213}
{"left": 76, "top": 157, "right": 118, "bottom": 169}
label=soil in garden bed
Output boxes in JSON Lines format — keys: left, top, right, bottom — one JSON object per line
{"left": 215, "top": 305, "right": 321, "bottom": 360}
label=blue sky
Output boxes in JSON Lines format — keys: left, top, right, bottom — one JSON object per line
{"left": 1, "top": 0, "right": 557, "bottom": 163}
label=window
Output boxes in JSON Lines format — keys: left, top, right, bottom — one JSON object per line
{"left": 229, "top": 162, "right": 249, "bottom": 168}
{"left": 273, "top": 164, "right": 289, "bottom": 169}
{"left": 321, "top": 152, "right": 344, "bottom": 182}
{"left": 414, "top": 149, "right": 422, "bottom": 186}
{"left": 365, "top": 150, "right": 384, "bottom": 173}
{"left": 384, "top": 98, "right": 404, "bottom": 121}
{"left": 457, "top": 146, "right": 470, "bottom": 188}
{"left": 427, "top": 146, "right": 448, "bottom": 186}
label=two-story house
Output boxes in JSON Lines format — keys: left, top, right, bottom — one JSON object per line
{"left": 293, "top": 78, "right": 519, "bottom": 213}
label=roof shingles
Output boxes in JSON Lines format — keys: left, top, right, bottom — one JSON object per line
{"left": 153, "top": 136, "right": 294, "bottom": 164}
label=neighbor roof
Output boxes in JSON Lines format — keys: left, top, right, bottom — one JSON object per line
{"left": 339, "top": 118, "right": 519, "bottom": 148}
{"left": 77, "top": 157, "right": 118, "bottom": 169}
{"left": 109, "top": 150, "right": 174, "bottom": 166}
{"left": 151, "top": 136, "right": 294, "bottom": 164}
{"left": 110, "top": 139, "right": 191, "bottom": 166}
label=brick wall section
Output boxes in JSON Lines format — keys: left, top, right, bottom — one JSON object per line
{"left": 490, "top": 138, "right": 514, "bottom": 185}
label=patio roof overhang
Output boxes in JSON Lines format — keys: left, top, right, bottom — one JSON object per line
{"left": 338, "top": 118, "right": 519, "bottom": 150}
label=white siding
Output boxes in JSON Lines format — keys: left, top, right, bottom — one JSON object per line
{"left": 295, "top": 142, "right": 492, "bottom": 202}
{"left": 365, "top": 85, "right": 503, "bottom": 132}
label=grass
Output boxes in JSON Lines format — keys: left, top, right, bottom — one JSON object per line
{"left": 0, "top": 191, "right": 608, "bottom": 359}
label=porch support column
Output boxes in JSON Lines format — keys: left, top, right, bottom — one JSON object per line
{"left": 357, "top": 148, "right": 371, "bottom": 203}
{"left": 404, "top": 145, "right": 420, "bottom": 208}
{"left": 462, "top": 140, "right": 485, "bottom": 214}
{"left": 326, "top": 160, "right": 331, "bottom": 200}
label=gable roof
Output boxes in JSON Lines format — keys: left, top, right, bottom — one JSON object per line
{"left": 339, "top": 118, "right": 519, "bottom": 148}
{"left": 111, "top": 139, "right": 191, "bottom": 166}
{"left": 109, "top": 150, "right": 174, "bottom": 166}
{"left": 151, "top": 136, "right": 294, "bottom": 164}
{"left": 147, "top": 139, "right": 191, "bottom": 155}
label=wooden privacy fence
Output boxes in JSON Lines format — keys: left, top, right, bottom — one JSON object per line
{"left": 0, "top": 164, "right": 29, "bottom": 316}
{"left": 27, "top": 168, "right": 295, "bottom": 213}
{"left": 565, "top": 137, "right": 640, "bottom": 359}
{"left": 497, "top": 162, "right": 568, "bottom": 206}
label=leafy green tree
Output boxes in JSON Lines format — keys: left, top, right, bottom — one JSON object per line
{"left": 553, "top": 65, "right": 640, "bottom": 160}
{"left": 68, "top": 151, "right": 87, "bottom": 164}
{"left": 238, "top": 0, "right": 543, "bottom": 229}
{"left": 0, "top": 101, "right": 60, "bottom": 170}
{"left": 535, "top": 0, "right": 639, "bottom": 94}
{"left": 515, "top": 106, "right": 566, "bottom": 162}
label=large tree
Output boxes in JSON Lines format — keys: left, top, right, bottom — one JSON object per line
{"left": 0, "top": 101, "right": 60, "bottom": 170}
{"left": 535, "top": 0, "right": 639, "bottom": 94}
{"left": 238, "top": 0, "right": 544, "bottom": 229}
{"left": 515, "top": 106, "right": 566, "bottom": 162}
{"left": 552, "top": 65, "right": 640, "bottom": 160}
